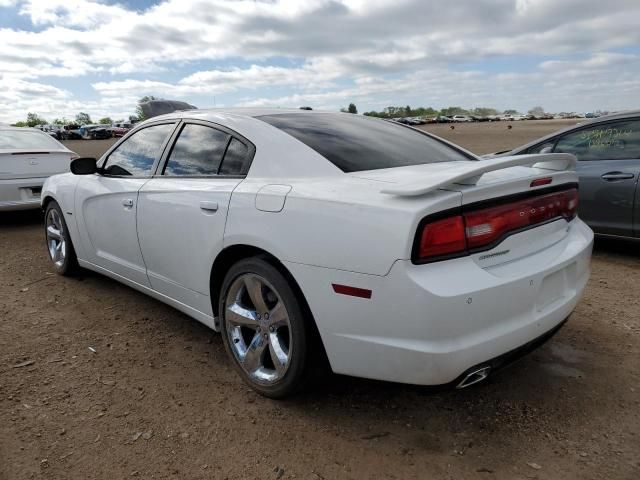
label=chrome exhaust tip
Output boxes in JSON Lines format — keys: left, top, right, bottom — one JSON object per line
{"left": 456, "top": 366, "right": 491, "bottom": 389}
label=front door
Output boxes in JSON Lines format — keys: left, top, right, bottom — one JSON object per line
{"left": 74, "top": 122, "right": 177, "bottom": 286}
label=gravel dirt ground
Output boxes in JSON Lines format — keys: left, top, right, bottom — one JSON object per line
{"left": 1, "top": 120, "right": 638, "bottom": 480}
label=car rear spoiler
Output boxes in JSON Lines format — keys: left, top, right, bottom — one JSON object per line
{"left": 380, "top": 153, "right": 576, "bottom": 197}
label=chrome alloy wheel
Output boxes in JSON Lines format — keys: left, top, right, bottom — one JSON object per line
{"left": 46, "top": 208, "right": 66, "bottom": 268}
{"left": 224, "top": 273, "right": 292, "bottom": 384}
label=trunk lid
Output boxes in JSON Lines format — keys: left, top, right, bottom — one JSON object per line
{"left": 0, "top": 150, "right": 73, "bottom": 180}
{"left": 351, "top": 153, "right": 580, "bottom": 269}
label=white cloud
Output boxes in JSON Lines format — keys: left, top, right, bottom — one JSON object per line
{"left": 0, "top": 0, "right": 639, "bottom": 122}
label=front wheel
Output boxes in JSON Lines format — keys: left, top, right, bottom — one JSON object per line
{"left": 219, "top": 257, "right": 311, "bottom": 398}
{"left": 44, "top": 201, "right": 78, "bottom": 276}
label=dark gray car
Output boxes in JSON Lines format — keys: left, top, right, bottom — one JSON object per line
{"left": 488, "top": 110, "right": 640, "bottom": 238}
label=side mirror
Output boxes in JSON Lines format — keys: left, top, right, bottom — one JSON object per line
{"left": 70, "top": 157, "right": 98, "bottom": 175}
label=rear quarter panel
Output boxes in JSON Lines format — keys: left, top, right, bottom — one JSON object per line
{"left": 224, "top": 177, "right": 462, "bottom": 276}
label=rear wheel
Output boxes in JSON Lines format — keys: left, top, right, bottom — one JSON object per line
{"left": 44, "top": 201, "right": 78, "bottom": 276}
{"left": 219, "top": 257, "right": 310, "bottom": 398}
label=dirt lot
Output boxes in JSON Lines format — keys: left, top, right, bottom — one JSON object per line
{"left": 1, "top": 120, "right": 638, "bottom": 480}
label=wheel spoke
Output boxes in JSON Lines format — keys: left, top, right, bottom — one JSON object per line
{"left": 54, "top": 242, "right": 63, "bottom": 262}
{"left": 226, "top": 302, "right": 258, "bottom": 328}
{"left": 225, "top": 272, "right": 294, "bottom": 384}
{"left": 268, "top": 301, "right": 288, "bottom": 328}
{"left": 269, "top": 332, "right": 288, "bottom": 375}
{"left": 47, "top": 225, "right": 61, "bottom": 240}
{"left": 244, "top": 276, "right": 269, "bottom": 313}
{"left": 243, "top": 332, "right": 266, "bottom": 372}
{"left": 51, "top": 211, "right": 61, "bottom": 229}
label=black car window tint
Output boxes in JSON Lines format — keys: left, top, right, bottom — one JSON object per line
{"left": 219, "top": 138, "right": 251, "bottom": 175}
{"left": 258, "top": 113, "right": 473, "bottom": 172}
{"left": 164, "top": 124, "right": 230, "bottom": 176}
{"left": 103, "top": 124, "right": 175, "bottom": 176}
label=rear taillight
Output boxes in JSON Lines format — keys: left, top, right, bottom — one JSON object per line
{"left": 418, "top": 215, "right": 466, "bottom": 259}
{"left": 414, "top": 187, "right": 578, "bottom": 263}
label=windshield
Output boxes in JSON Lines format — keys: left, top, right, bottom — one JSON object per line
{"left": 0, "top": 130, "right": 62, "bottom": 150}
{"left": 257, "top": 113, "right": 474, "bottom": 172}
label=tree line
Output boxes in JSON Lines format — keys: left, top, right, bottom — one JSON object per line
{"left": 11, "top": 112, "right": 120, "bottom": 128}
{"left": 10, "top": 95, "right": 159, "bottom": 128}
{"left": 11, "top": 97, "right": 551, "bottom": 128}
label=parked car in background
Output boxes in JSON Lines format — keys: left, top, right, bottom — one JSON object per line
{"left": 36, "top": 124, "right": 58, "bottom": 138}
{"left": 62, "top": 124, "right": 83, "bottom": 140}
{"left": 42, "top": 109, "right": 592, "bottom": 398}
{"left": 395, "top": 117, "right": 424, "bottom": 125}
{"left": 79, "top": 125, "right": 112, "bottom": 139}
{"left": 434, "top": 115, "right": 453, "bottom": 123}
{"left": 486, "top": 110, "right": 640, "bottom": 238}
{"left": 0, "top": 127, "right": 77, "bottom": 211}
{"left": 452, "top": 115, "right": 472, "bottom": 123}
{"left": 109, "top": 123, "right": 132, "bottom": 137}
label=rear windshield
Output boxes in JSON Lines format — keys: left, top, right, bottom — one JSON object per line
{"left": 0, "top": 130, "right": 62, "bottom": 150}
{"left": 257, "top": 113, "right": 474, "bottom": 172}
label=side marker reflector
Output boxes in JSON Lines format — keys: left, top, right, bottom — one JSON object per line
{"left": 332, "top": 284, "right": 372, "bottom": 299}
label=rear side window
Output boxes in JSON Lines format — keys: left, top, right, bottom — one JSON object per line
{"left": 258, "top": 113, "right": 473, "bottom": 172}
{"left": 553, "top": 120, "right": 640, "bottom": 161}
{"left": 0, "top": 130, "right": 61, "bottom": 149}
{"left": 164, "top": 124, "right": 230, "bottom": 176}
{"left": 104, "top": 123, "right": 175, "bottom": 176}
{"left": 219, "top": 138, "right": 251, "bottom": 175}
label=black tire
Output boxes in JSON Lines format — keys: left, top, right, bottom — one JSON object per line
{"left": 44, "top": 200, "right": 79, "bottom": 276}
{"left": 219, "top": 256, "right": 311, "bottom": 398}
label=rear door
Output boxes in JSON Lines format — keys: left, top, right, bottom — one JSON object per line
{"left": 551, "top": 118, "right": 640, "bottom": 237}
{"left": 74, "top": 122, "right": 177, "bottom": 286}
{"left": 137, "top": 121, "right": 254, "bottom": 315}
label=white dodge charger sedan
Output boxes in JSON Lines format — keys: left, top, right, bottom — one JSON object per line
{"left": 41, "top": 109, "right": 593, "bottom": 397}
{"left": 1, "top": 126, "right": 77, "bottom": 211}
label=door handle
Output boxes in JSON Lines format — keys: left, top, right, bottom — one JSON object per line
{"left": 200, "top": 201, "right": 219, "bottom": 212}
{"left": 601, "top": 172, "right": 635, "bottom": 181}
{"left": 122, "top": 198, "right": 134, "bottom": 207}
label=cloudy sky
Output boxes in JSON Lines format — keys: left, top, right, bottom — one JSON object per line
{"left": 1, "top": 0, "right": 639, "bottom": 123}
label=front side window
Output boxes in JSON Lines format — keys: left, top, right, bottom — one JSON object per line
{"left": 164, "top": 124, "right": 230, "bottom": 176}
{"left": 258, "top": 113, "right": 473, "bottom": 172}
{"left": 103, "top": 123, "right": 175, "bottom": 176}
{"left": 553, "top": 120, "right": 640, "bottom": 161}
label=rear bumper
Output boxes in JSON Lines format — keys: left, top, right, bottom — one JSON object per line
{"left": 449, "top": 317, "right": 567, "bottom": 389}
{"left": 0, "top": 178, "right": 45, "bottom": 211}
{"left": 286, "top": 218, "right": 593, "bottom": 386}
